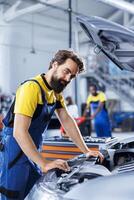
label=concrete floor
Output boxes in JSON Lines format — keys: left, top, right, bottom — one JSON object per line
{"left": 45, "top": 129, "right": 134, "bottom": 140}
{"left": 94, "top": 131, "right": 134, "bottom": 139}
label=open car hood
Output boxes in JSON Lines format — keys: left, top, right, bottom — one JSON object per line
{"left": 77, "top": 15, "right": 134, "bottom": 72}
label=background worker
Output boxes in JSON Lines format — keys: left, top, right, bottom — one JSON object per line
{"left": 60, "top": 96, "right": 79, "bottom": 137}
{"left": 0, "top": 50, "right": 103, "bottom": 200}
{"left": 65, "top": 96, "right": 79, "bottom": 118}
{"left": 84, "top": 84, "right": 111, "bottom": 137}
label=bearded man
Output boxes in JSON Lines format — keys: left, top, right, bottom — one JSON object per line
{"left": 0, "top": 50, "right": 103, "bottom": 200}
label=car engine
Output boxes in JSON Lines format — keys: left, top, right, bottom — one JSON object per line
{"left": 25, "top": 137, "right": 134, "bottom": 200}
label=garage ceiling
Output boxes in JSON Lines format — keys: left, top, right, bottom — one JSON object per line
{"left": 1, "top": 0, "right": 134, "bottom": 24}
{"left": 1, "top": 0, "right": 134, "bottom": 53}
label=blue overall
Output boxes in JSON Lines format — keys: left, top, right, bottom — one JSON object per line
{"left": 0, "top": 79, "right": 56, "bottom": 200}
{"left": 90, "top": 102, "right": 111, "bottom": 137}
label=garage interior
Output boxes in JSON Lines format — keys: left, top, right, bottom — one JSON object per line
{"left": 0, "top": 0, "right": 134, "bottom": 200}
{"left": 1, "top": 0, "right": 134, "bottom": 132}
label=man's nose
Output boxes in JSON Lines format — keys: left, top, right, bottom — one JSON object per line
{"left": 65, "top": 74, "right": 71, "bottom": 82}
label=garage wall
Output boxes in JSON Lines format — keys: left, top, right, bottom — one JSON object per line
{"left": 0, "top": 12, "right": 73, "bottom": 94}
{"left": 1, "top": 2, "right": 134, "bottom": 111}
{"left": 0, "top": 8, "right": 12, "bottom": 94}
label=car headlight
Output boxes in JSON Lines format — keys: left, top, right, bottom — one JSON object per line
{"left": 25, "top": 183, "right": 63, "bottom": 200}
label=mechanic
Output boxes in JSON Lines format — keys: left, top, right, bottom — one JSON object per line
{"left": 84, "top": 84, "right": 111, "bottom": 137}
{"left": 0, "top": 50, "right": 103, "bottom": 200}
{"left": 65, "top": 96, "right": 79, "bottom": 118}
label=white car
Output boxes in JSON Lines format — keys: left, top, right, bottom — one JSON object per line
{"left": 25, "top": 15, "right": 134, "bottom": 200}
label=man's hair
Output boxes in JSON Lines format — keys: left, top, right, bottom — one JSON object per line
{"left": 49, "top": 50, "right": 84, "bottom": 73}
{"left": 66, "top": 96, "right": 73, "bottom": 105}
{"left": 89, "top": 83, "right": 97, "bottom": 90}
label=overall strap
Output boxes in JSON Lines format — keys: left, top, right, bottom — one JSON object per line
{"left": 21, "top": 79, "right": 46, "bottom": 102}
{"left": 8, "top": 151, "right": 23, "bottom": 169}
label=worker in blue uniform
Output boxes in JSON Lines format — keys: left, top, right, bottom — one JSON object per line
{"left": 84, "top": 84, "right": 111, "bottom": 137}
{"left": 0, "top": 50, "right": 103, "bottom": 200}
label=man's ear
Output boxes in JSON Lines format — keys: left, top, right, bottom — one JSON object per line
{"left": 52, "top": 61, "right": 58, "bottom": 69}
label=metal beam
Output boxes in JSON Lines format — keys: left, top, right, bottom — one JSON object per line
{"left": 68, "top": 0, "right": 72, "bottom": 48}
{"left": 123, "top": 11, "right": 129, "bottom": 27}
{"left": 128, "top": 16, "right": 134, "bottom": 26}
{"left": 98, "top": 0, "right": 134, "bottom": 15}
{"left": 107, "top": 10, "right": 123, "bottom": 22}
{"left": 4, "top": 0, "right": 64, "bottom": 22}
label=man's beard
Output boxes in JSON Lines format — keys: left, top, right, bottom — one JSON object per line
{"left": 50, "top": 74, "right": 69, "bottom": 93}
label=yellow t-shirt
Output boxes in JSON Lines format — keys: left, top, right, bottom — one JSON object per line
{"left": 86, "top": 92, "right": 106, "bottom": 108}
{"left": 14, "top": 74, "right": 65, "bottom": 117}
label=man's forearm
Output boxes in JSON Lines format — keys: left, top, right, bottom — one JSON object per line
{"left": 63, "top": 117, "right": 89, "bottom": 153}
{"left": 93, "top": 107, "right": 101, "bottom": 118}
{"left": 93, "top": 103, "right": 104, "bottom": 118}
{"left": 56, "top": 109, "right": 104, "bottom": 162}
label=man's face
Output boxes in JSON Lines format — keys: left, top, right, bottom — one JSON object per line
{"left": 50, "top": 58, "right": 78, "bottom": 93}
{"left": 89, "top": 86, "right": 97, "bottom": 96}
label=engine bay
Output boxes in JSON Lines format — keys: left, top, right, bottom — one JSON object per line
{"left": 25, "top": 137, "right": 134, "bottom": 200}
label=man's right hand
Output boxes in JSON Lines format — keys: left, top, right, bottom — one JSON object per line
{"left": 42, "top": 159, "right": 70, "bottom": 173}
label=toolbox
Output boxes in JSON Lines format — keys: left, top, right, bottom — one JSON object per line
{"left": 41, "top": 136, "right": 117, "bottom": 161}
